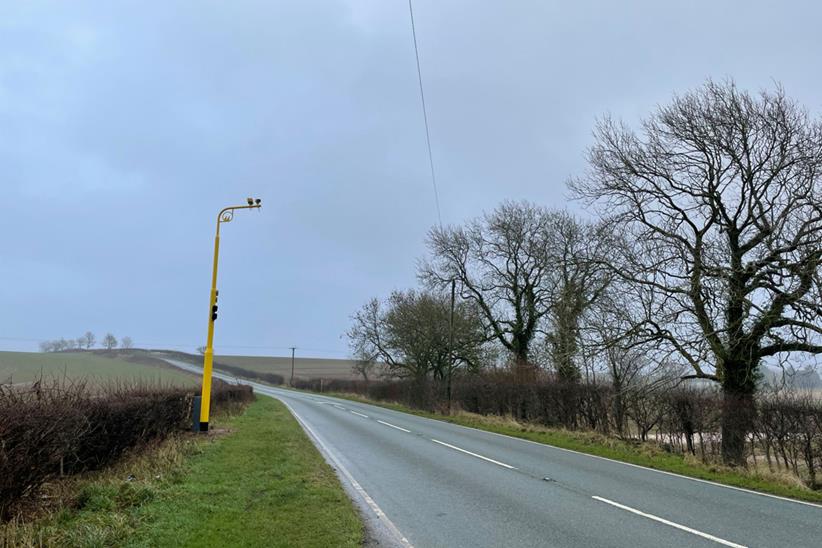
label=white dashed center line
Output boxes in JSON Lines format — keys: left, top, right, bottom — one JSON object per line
{"left": 377, "top": 420, "right": 411, "bottom": 433}
{"left": 431, "top": 439, "right": 517, "bottom": 470}
{"left": 351, "top": 411, "right": 369, "bottom": 418}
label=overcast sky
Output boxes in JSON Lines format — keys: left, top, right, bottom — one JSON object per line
{"left": 2, "top": 0, "right": 821, "bottom": 357}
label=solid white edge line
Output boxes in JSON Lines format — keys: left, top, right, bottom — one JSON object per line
{"left": 431, "top": 439, "right": 517, "bottom": 470}
{"left": 276, "top": 397, "right": 414, "bottom": 548}
{"left": 154, "top": 365, "right": 412, "bottom": 544}
{"left": 157, "top": 359, "right": 822, "bottom": 510}
{"left": 377, "top": 420, "right": 411, "bottom": 433}
{"left": 351, "top": 411, "right": 369, "bottom": 418}
{"left": 592, "top": 496, "right": 747, "bottom": 548}
{"left": 292, "top": 381, "right": 822, "bottom": 509}
{"left": 369, "top": 400, "right": 822, "bottom": 510}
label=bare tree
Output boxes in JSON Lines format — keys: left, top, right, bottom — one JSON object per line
{"left": 625, "top": 378, "right": 666, "bottom": 442}
{"left": 197, "top": 346, "right": 206, "bottom": 355}
{"left": 348, "top": 298, "right": 392, "bottom": 367}
{"left": 351, "top": 359, "right": 376, "bottom": 383}
{"left": 39, "top": 341, "right": 54, "bottom": 353}
{"left": 545, "top": 212, "right": 613, "bottom": 382}
{"left": 102, "top": 333, "right": 118, "bottom": 351}
{"left": 83, "top": 331, "right": 96, "bottom": 349}
{"left": 421, "top": 201, "right": 555, "bottom": 377}
{"left": 347, "top": 290, "right": 487, "bottom": 382}
{"left": 581, "top": 292, "right": 645, "bottom": 435}
{"left": 120, "top": 336, "right": 133, "bottom": 349}
{"left": 573, "top": 80, "right": 822, "bottom": 465}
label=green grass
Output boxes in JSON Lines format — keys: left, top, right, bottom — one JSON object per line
{"left": 324, "top": 392, "right": 822, "bottom": 505}
{"left": 214, "top": 355, "right": 365, "bottom": 381}
{"left": 127, "top": 396, "right": 362, "bottom": 548}
{"left": 0, "top": 351, "right": 197, "bottom": 386}
{"left": 1, "top": 397, "right": 363, "bottom": 548}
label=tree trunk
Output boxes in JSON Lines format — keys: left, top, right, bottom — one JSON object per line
{"left": 613, "top": 389, "right": 625, "bottom": 437}
{"left": 720, "top": 362, "right": 757, "bottom": 466}
{"left": 553, "top": 293, "right": 581, "bottom": 383}
{"left": 511, "top": 349, "right": 535, "bottom": 420}
{"left": 512, "top": 350, "right": 536, "bottom": 383}
{"left": 411, "top": 374, "right": 431, "bottom": 410}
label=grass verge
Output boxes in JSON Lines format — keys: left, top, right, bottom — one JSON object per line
{"left": 323, "top": 391, "right": 822, "bottom": 505}
{"left": 1, "top": 397, "right": 363, "bottom": 547}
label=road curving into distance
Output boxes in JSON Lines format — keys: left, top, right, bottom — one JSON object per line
{"left": 161, "top": 357, "right": 822, "bottom": 548}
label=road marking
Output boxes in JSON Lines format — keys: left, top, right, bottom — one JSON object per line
{"left": 277, "top": 399, "right": 413, "bottom": 547}
{"left": 377, "top": 420, "right": 411, "bottom": 433}
{"left": 591, "top": 496, "right": 747, "bottom": 548}
{"left": 431, "top": 439, "right": 517, "bottom": 470}
{"left": 332, "top": 404, "right": 346, "bottom": 410}
{"left": 351, "top": 411, "right": 369, "bottom": 418}
{"left": 157, "top": 358, "right": 822, "bottom": 510}
{"left": 422, "top": 413, "right": 822, "bottom": 510}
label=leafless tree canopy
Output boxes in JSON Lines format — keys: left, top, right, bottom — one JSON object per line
{"left": 347, "top": 289, "right": 487, "bottom": 381}
{"left": 544, "top": 212, "right": 613, "bottom": 381}
{"left": 420, "top": 201, "right": 557, "bottom": 371}
{"left": 572, "top": 80, "right": 822, "bottom": 464}
{"left": 420, "top": 202, "right": 611, "bottom": 381}
{"left": 101, "top": 333, "right": 118, "bottom": 351}
{"left": 351, "top": 358, "right": 376, "bottom": 383}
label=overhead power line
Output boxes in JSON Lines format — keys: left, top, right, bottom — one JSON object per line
{"left": 408, "top": 0, "right": 442, "bottom": 227}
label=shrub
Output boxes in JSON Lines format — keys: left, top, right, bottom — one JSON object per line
{"left": 0, "top": 378, "right": 253, "bottom": 519}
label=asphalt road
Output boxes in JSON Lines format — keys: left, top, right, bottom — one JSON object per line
{"left": 164, "top": 359, "right": 822, "bottom": 548}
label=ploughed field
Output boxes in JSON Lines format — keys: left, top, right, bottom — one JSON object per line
{"left": 214, "top": 354, "right": 369, "bottom": 380}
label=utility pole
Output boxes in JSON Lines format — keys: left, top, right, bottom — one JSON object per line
{"left": 447, "top": 279, "right": 455, "bottom": 414}
{"left": 290, "top": 346, "right": 296, "bottom": 387}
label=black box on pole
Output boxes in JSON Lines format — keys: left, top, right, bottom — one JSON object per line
{"left": 192, "top": 396, "right": 202, "bottom": 432}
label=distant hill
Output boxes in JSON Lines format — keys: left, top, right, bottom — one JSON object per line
{"left": 0, "top": 350, "right": 198, "bottom": 386}
{"left": 148, "top": 349, "right": 385, "bottom": 381}
{"left": 214, "top": 355, "right": 366, "bottom": 381}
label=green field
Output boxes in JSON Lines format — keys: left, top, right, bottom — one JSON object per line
{"left": 215, "top": 354, "right": 372, "bottom": 380}
{"left": 0, "top": 351, "right": 197, "bottom": 386}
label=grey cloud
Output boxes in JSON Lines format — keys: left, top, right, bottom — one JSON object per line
{"left": 2, "top": 0, "right": 820, "bottom": 355}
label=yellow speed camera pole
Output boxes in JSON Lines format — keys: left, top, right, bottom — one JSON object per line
{"left": 199, "top": 198, "right": 261, "bottom": 432}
